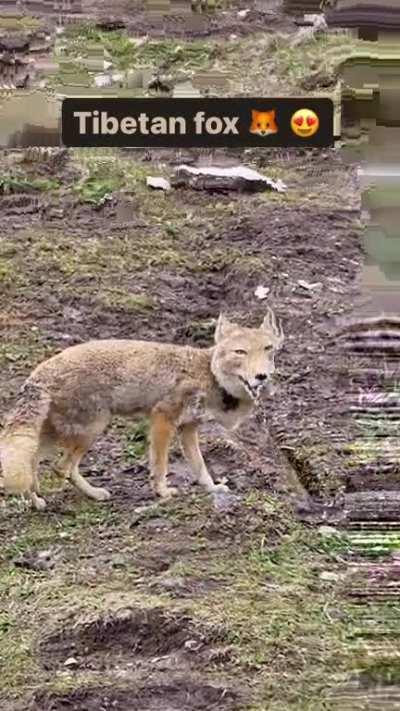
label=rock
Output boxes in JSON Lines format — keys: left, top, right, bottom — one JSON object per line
{"left": 184, "top": 638, "right": 203, "bottom": 652}
{"left": 64, "top": 657, "right": 79, "bottom": 668}
{"left": 111, "top": 555, "right": 127, "bottom": 568}
{"left": 318, "top": 525, "right": 339, "bottom": 537}
{"left": 146, "top": 176, "right": 171, "bottom": 191}
{"left": 297, "top": 280, "right": 323, "bottom": 291}
{"left": 319, "top": 570, "right": 340, "bottom": 582}
{"left": 94, "top": 74, "right": 113, "bottom": 88}
{"left": 47, "top": 207, "right": 64, "bottom": 219}
{"left": 254, "top": 285, "right": 270, "bottom": 300}
{"left": 172, "top": 165, "right": 286, "bottom": 193}
{"left": 157, "top": 576, "right": 186, "bottom": 591}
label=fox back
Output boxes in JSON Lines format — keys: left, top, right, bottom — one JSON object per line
{"left": 249, "top": 110, "right": 278, "bottom": 137}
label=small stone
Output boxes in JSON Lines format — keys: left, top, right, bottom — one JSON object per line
{"left": 297, "top": 280, "right": 322, "bottom": 291}
{"left": 319, "top": 571, "right": 340, "bottom": 582}
{"left": 94, "top": 74, "right": 112, "bottom": 88}
{"left": 146, "top": 176, "right": 171, "bottom": 191}
{"left": 111, "top": 555, "right": 126, "bottom": 568}
{"left": 64, "top": 657, "right": 79, "bottom": 668}
{"left": 254, "top": 285, "right": 270, "bottom": 300}
{"left": 318, "top": 525, "right": 339, "bottom": 537}
{"left": 184, "top": 639, "right": 202, "bottom": 651}
{"left": 157, "top": 576, "right": 186, "bottom": 591}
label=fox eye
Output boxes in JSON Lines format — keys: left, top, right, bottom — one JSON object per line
{"left": 234, "top": 349, "right": 247, "bottom": 355}
{"left": 257, "top": 123, "right": 261, "bottom": 128}
{"left": 264, "top": 345, "right": 273, "bottom": 352}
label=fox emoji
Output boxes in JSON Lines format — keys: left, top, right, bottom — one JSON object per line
{"left": 250, "top": 109, "right": 278, "bottom": 136}
{"left": 0, "top": 310, "right": 292, "bottom": 511}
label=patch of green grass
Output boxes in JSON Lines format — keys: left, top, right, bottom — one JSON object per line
{"left": 2, "top": 519, "right": 60, "bottom": 560}
{"left": 0, "top": 261, "right": 17, "bottom": 286}
{"left": 234, "top": 255, "right": 265, "bottom": 273}
{"left": 0, "top": 335, "right": 54, "bottom": 369}
{"left": 0, "top": 16, "right": 42, "bottom": 31}
{"left": 190, "top": 247, "right": 242, "bottom": 272}
{"left": 7, "top": 226, "right": 191, "bottom": 295}
{"left": 72, "top": 154, "right": 152, "bottom": 205}
{"left": 191, "top": 0, "right": 232, "bottom": 12}
{"left": 345, "top": 437, "right": 399, "bottom": 466}
{"left": 355, "top": 659, "right": 400, "bottom": 686}
{"left": 99, "top": 289, "right": 155, "bottom": 312}
{"left": 104, "top": 33, "right": 138, "bottom": 71}
{"left": 123, "top": 419, "right": 149, "bottom": 462}
{"left": 0, "top": 175, "right": 60, "bottom": 194}
{"left": 217, "top": 31, "right": 354, "bottom": 95}
{"left": 166, "top": 516, "right": 352, "bottom": 707}
{"left": 63, "top": 27, "right": 137, "bottom": 70}
{"left": 61, "top": 28, "right": 217, "bottom": 72}
{"left": 73, "top": 174, "right": 123, "bottom": 205}
{"left": 0, "top": 611, "right": 38, "bottom": 695}
{"left": 316, "top": 528, "right": 352, "bottom": 556}
{"left": 137, "top": 39, "right": 216, "bottom": 70}
{"left": 60, "top": 500, "right": 119, "bottom": 530}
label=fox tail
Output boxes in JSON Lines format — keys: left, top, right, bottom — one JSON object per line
{"left": 0, "top": 382, "right": 50, "bottom": 495}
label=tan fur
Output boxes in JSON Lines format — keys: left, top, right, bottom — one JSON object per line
{"left": 0, "top": 310, "right": 284, "bottom": 510}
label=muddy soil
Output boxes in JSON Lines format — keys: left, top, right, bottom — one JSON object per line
{"left": 29, "top": 679, "right": 239, "bottom": 711}
{"left": 55, "top": 0, "right": 297, "bottom": 39}
{"left": 39, "top": 607, "right": 222, "bottom": 670}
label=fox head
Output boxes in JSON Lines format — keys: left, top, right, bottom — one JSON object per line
{"left": 211, "top": 308, "right": 284, "bottom": 401}
{"left": 250, "top": 110, "right": 278, "bottom": 137}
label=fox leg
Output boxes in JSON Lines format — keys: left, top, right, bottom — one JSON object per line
{"left": 54, "top": 450, "right": 72, "bottom": 486}
{"left": 149, "top": 410, "right": 177, "bottom": 499}
{"left": 56, "top": 415, "right": 111, "bottom": 501}
{"left": 27, "top": 451, "right": 47, "bottom": 511}
{"left": 180, "top": 423, "right": 229, "bottom": 494}
{"left": 61, "top": 445, "right": 111, "bottom": 502}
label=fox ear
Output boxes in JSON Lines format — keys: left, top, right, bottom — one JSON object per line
{"left": 270, "top": 109, "right": 276, "bottom": 117}
{"left": 215, "top": 314, "right": 236, "bottom": 344}
{"left": 261, "top": 307, "right": 284, "bottom": 347}
{"left": 251, "top": 110, "right": 258, "bottom": 118}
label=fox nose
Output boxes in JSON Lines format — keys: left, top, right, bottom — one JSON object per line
{"left": 256, "top": 373, "right": 267, "bottom": 382}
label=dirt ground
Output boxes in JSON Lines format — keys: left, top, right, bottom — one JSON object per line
{"left": 0, "top": 5, "right": 370, "bottom": 711}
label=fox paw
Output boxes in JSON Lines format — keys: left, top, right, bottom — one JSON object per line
{"left": 156, "top": 486, "right": 179, "bottom": 500}
{"left": 31, "top": 495, "right": 47, "bottom": 511}
{"left": 91, "top": 487, "right": 111, "bottom": 502}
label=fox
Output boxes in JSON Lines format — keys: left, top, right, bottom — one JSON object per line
{"left": 0, "top": 309, "right": 285, "bottom": 511}
{"left": 249, "top": 109, "right": 278, "bottom": 137}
